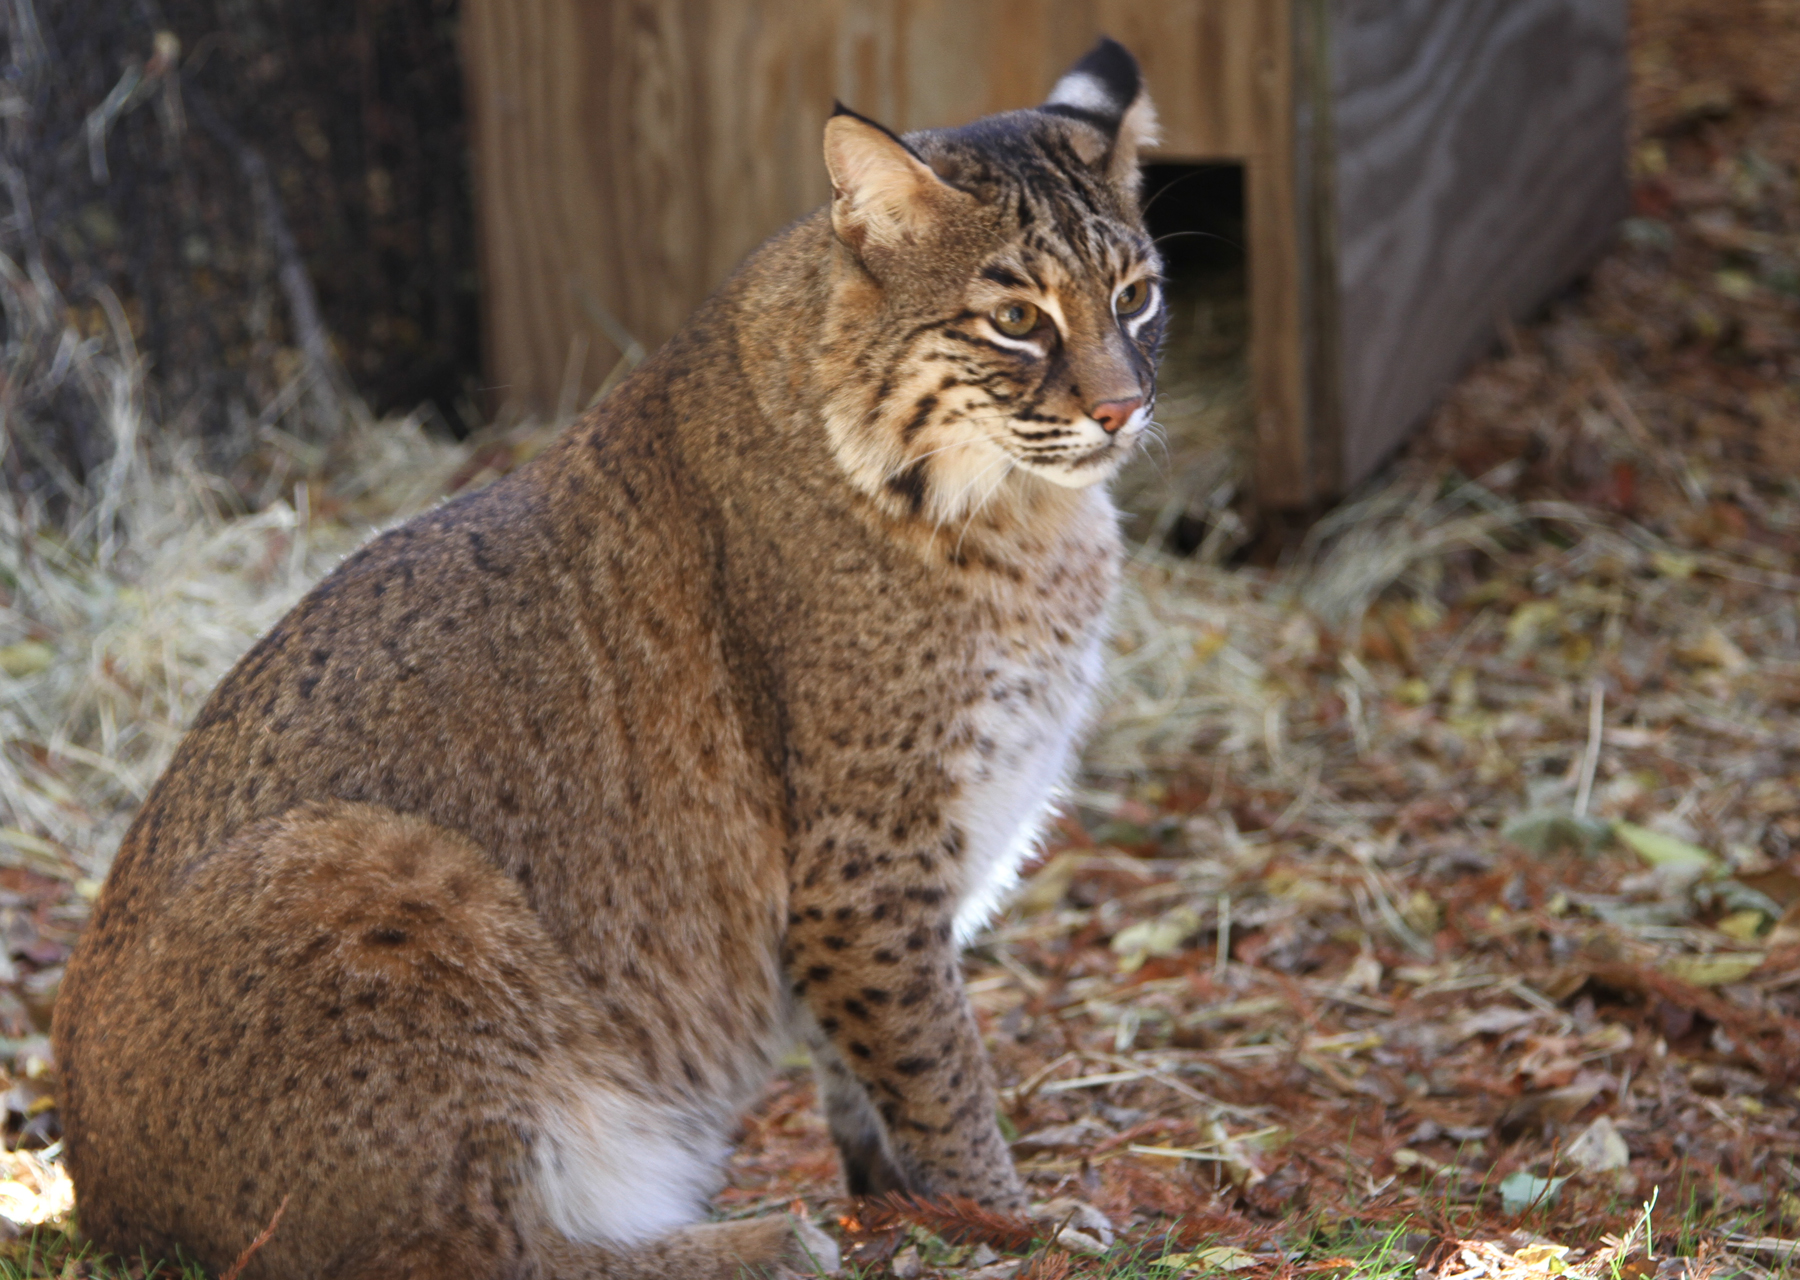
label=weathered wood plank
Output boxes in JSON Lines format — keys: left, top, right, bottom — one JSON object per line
{"left": 1295, "top": 0, "right": 1344, "bottom": 502}
{"left": 1328, "top": 0, "right": 1629, "bottom": 488}
{"left": 1240, "top": 0, "right": 1310, "bottom": 508}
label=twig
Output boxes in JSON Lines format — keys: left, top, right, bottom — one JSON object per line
{"left": 1037, "top": 1068, "right": 1149, "bottom": 1094}
{"left": 555, "top": 331, "right": 588, "bottom": 424}
{"left": 571, "top": 278, "right": 647, "bottom": 370}
{"left": 84, "top": 62, "right": 145, "bottom": 182}
{"left": 1214, "top": 892, "right": 1231, "bottom": 980}
{"left": 1725, "top": 1236, "right": 1800, "bottom": 1263}
{"left": 1573, "top": 681, "right": 1604, "bottom": 818}
{"left": 1595, "top": 371, "right": 1706, "bottom": 505}
{"left": 220, "top": 1193, "right": 290, "bottom": 1280}
{"left": 1128, "top": 1126, "right": 1284, "bottom": 1163}
{"left": 1091, "top": 1052, "right": 1267, "bottom": 1121}
{"left": 1004, "top": 1050, "right": 1081, "bottom": 1105}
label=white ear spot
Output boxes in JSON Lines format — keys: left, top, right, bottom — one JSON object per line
{"left": 1045, "top": 70, "right": 1117, "bottom": 115}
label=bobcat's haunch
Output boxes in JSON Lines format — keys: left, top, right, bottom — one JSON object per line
{"left": 54, "top": 37, "right": 1163, "bottom": 1280}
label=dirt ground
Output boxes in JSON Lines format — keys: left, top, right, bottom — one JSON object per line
{"left": 0, "top": 0, "right": 1797, "bottom": 1276}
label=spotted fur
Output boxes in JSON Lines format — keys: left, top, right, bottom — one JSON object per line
{"left": 53, "top": 37, "right": 1161, "bottom": 1280}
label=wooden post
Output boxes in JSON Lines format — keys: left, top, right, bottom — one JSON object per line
{"left": 1241, "top": 0, "right": 1312, "bottom": 509}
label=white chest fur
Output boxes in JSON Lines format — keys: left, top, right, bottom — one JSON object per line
{"left": 948, "top": 615, "right": 1108, "bottom": 942}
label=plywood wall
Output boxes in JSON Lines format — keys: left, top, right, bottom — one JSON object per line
{"left": 461, "top": 0, "right": 1299, "bottom": 466}
{"left": 1328, "top": 0, "right": 1629, "bottom": 487}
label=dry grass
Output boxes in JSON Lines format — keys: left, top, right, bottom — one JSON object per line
{"left": 0, "top": 203, "right": 502, "bottom": 885}
{"left": 0, "top": 383, "right": 468, "bottom": 885}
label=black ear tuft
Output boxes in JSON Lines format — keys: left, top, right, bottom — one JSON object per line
{"left": 828, "top": 101, "right": 925, "bottom": 158}
{"left": 1041, "top": 36, "right": 1142, "bottom": 135}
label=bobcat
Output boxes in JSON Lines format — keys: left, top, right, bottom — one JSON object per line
{"left": 54, "top": 37, "right": 1163, "bottom": 1280}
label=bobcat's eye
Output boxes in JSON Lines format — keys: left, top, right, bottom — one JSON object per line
{"left": 1114, "top": 280, "right": 1151, "bottom": 316}
{"left": 992, "top": 302, "right": 1040, "bottom": 338}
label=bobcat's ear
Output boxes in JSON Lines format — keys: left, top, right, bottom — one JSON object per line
{"left": 824, "top": 105, "right": 954, "bottom": 254}
{"left": 1042, "top": 37, "right": 1160, "bottom": 200}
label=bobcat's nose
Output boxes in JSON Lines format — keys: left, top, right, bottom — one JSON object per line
{"left": 1090, "top": 397, "right": 1143, "bottom": 435}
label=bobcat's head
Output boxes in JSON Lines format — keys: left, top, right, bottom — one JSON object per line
{"left": 818, "top": 38, "right": 1163, "bottom": 527}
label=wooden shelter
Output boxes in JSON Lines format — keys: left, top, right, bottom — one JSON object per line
{"left": 462, "top": 0, "right": 1627, "bottom": 506}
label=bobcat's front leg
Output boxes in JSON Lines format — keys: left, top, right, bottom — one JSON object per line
{"left": 785, "top": 867, "right": 1025, "bottom": 1209}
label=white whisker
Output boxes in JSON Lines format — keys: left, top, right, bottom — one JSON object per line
{"left": 888, "top": 431, "right": 1012, "bottom": 477}
{"left": 1142, "top": 419, "right": 1173, "bottom": 475}
{"left": 953, "top": 453, "right": 1015, "bottom": 556}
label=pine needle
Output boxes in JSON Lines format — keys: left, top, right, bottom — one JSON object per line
{"left": 855, "top": 1192, "right": 1045, "bottom": 1253}
{"left": 219, "top": 1193, "right": 289, "bottom": 1280}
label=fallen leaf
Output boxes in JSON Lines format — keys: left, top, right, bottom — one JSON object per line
{"left": 1110, "top": 906, "right": 1202, "bottom": 973}
{"left": 0, "top": 642, "right": 53, "bottom": 678}
{"left": 1396, "top": 677, "right": 1432, "bottom": 705}
{"left": 1053, "top": 1226, "right": 1107, "bottom": 1256}
{"left": 1717, "top": 909, "right": 1766, "bottom": 942}
{"left": 1155, "top": 1245, "right": 1260, "bottom": 1273}
{"left": 1515, "top": 1242, "right": 1572, "bottom": 1271}
{"left": 1675, "top": 625, "right": 1748, "bottom": 670}
{"left": 1739, "top": 867, "right": 1800, "bottom": 908}
{"left": 1503, "top": 809, "right": 1612, "bottom": 855}
{"left": 1012, "top": 852, "right": 1081, "bottom": 914}
{"left": 1659, "top": 951, "right": 1764, "bottom": 986}
{"left": 1340, "top": 949, "right": 1383, "bottom": 993}
{"left": 1453, "top": 1006, "right": 1539, "bottom": 1041}
{"left": 1715, "top": 269, "right": 1758, "bottom": 301}
{"left": 1499, "top": 1172, "right": 1570, "bottom": 1214}
{"left": 1206, "top": 1119, "right": 1268, "bottom": 1190}
{"left": 1030, "top": 1198, "right": 1114, "bottom": 1247}
{"left": 891, "top": 1243, "right": 923, "bottom": 1279}
{"left": 1515, "top": 1073, "right": 1611, "bottom": 1124}
{"left": 1771, "top": 900, "right": 1800, "bottom": 949}
{"left": 1615, "top": 823, "right": 1718, "bottom": 873}
{"left": 1506, "top": 601, "right": 1562, "bottom": 654}
{"left": 1650, "top": 550, "right": 1697, "bottom": 578}
{"left": 1565, "top": 1115, "right": 1630, "bottom": 1174}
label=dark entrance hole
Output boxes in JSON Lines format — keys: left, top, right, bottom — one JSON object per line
{"left": 1114, "top": 163, "right": 1252, "bottom": 558}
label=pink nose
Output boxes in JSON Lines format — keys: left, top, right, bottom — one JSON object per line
{"left": 1091, "top": 397, "right": 1143, "bottom": 435}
